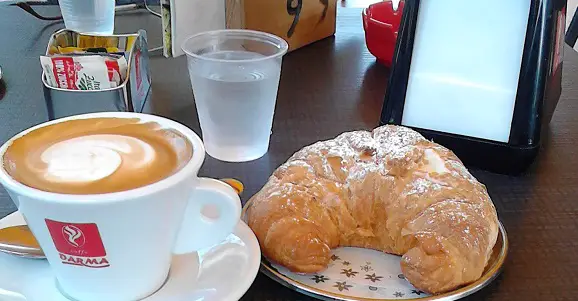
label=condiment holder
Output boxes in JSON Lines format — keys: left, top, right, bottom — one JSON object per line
{"left": 42, "top": 29, "right": 152, "bottom": 120}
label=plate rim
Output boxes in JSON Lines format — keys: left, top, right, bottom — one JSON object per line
{"left": 242, "top": 201, "right": 508, "bottom": 301}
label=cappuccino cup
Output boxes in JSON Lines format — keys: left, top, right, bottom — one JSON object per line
{"left": 0, "top": 112, "right": 242, "bottom": 301}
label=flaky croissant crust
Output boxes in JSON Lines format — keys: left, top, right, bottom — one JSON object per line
{"left": 246, "top": 125, "right": 499, "bottom": 294}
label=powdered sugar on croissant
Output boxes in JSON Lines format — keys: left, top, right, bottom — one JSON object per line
{"left": 246, "top": 125, "right": 499, "bottom": 294}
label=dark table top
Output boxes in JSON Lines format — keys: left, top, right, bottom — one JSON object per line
{"left": 1, "top": 5, "right": 578, "bottom": 301}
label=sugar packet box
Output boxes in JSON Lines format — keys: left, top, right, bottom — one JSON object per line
{"left": 42, "top": 29, "right": 151, "bottom": 120}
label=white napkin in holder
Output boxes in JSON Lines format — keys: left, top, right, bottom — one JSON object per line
{"left": 160, "top": 0, "right": 226, "bottom": 58}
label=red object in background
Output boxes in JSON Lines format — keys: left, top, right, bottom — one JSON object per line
{"left": 362, "top": 1, "right": 404, "bottom": 67}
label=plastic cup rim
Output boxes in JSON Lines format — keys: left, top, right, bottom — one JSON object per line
{"left": 181, "top": 29, "right": 289, "bottom": 63}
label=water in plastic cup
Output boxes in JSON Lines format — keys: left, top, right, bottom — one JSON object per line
{"left": 182, "top": 30, "right": 288, "bottom": 162}
{"left": 58, "top": 0, "right": 115, "bottom": 35}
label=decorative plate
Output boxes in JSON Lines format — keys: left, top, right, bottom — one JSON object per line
{"left": 242, "top": 203, "right": 508, "bottom": 301}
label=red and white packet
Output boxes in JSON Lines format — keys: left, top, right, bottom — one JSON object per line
{"left": 41, "top": 55, "right": 127, "bottom": 90}
{"left": 105, "top": 57, "right": 128, "bottom": 88}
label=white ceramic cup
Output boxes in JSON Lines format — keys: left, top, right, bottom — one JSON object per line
{"left": 0, "top": 112, "right": 242, "bottom": 301}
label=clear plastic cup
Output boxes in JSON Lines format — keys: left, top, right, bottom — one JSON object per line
{"left": 58, "top": 0, "right": 115, "bottom": 35}
{"left": 182, "top": 30, "right": 288, "bottom": 162}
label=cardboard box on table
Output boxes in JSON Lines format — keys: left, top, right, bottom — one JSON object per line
{"left": 226, "top": 0, "right": 337, "bottom": 51}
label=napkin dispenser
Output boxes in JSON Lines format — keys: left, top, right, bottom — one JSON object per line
{"left": 380, "top": 0, "right": 566, "bottom": 174}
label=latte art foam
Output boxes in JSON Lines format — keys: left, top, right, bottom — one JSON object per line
{"left": 2, "top": 118, "right": 193, "bottom": 194}
{"left": 41, "top": 134, "right": 156, "bottom": 184}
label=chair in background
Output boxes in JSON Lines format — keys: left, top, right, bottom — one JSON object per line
{"left": 566, "top": 7, "right": 578, "bottom": 47}
{"left": 11, "top": 0, "right": 157, "bottom": 21}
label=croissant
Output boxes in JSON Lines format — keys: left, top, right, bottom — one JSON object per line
{"left": 246, "top": 125, "right": 499, "bottom": 294}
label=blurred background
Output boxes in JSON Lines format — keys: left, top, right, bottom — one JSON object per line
{"left": 14, "top": 0, "right": 578, "bottom": 52}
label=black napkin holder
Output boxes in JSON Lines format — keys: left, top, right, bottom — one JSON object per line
{"left": 380, "top": 0, "right": 566, "bottom": 174}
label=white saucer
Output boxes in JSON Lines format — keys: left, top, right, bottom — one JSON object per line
{"left": 0, "top": 211, "right": 261, "bottom": 301}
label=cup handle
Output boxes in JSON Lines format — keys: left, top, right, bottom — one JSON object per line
{"left": 173, "top": 178, "right": 242, "bottom": 254}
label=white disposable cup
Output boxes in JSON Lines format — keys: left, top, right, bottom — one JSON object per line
{"left": 0, "top": 112, "right": 242, "bottom": 301}
{"left": 182, "top": 30, "right": 288, "bottom": 162}
{"left": 58, "top": 0, "right": 115, "bottom": 35}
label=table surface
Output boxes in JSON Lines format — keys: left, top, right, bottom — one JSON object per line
{"left": 1, "top": 5, "right": 578, "bottom": 301}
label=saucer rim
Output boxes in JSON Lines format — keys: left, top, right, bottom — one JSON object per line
{"left": 0, "top": 211, "right": 261, "bottom": 301}
{"left": 228, "top": 219, "right": 262, "bottom": 301}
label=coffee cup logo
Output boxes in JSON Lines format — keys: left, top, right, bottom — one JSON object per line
{"left": 62, "top": 225, "right": 85, "bottom": 248}
{"left": 46, "top": 219, "right": 110, "bottom": 268}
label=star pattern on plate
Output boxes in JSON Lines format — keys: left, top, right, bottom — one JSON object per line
{"left": 365, "top": 273, "right": 383, "bottom": 282}
{"left": 333, "top": 281, "right": 353, "bottom": 291}
{"left": 341, "top": 268, "right": 359, "bottom": 278}
{"left": 360, "top": 263, "right": 373, "bottom": 272}
{"left": 271, "top": 248, "right": 441, "bottom": 299}
{"left": 311, "top": 275, "right": 330, "bottom": 283}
